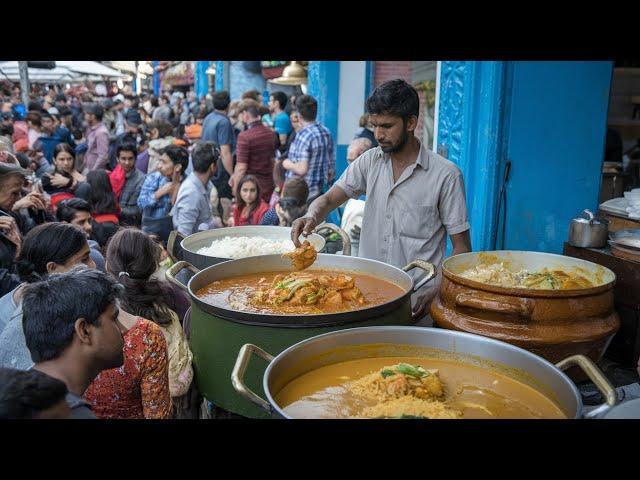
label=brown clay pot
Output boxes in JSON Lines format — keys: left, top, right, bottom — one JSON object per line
{"left": 430, "top": 251, "right": 621, "bottom": 375}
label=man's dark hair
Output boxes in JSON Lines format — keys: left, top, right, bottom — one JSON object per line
{"left": 161, "top": 144, "right": 189, "bottom": 171}
{"left": 0, "top": 368, "right": 68, "bottom": 419}
{"left": 212, "top": 91, "right": 231, "bottom": 111}
{"left": 16, "top": 222, "right": 88, "bottom": 284}
{"left": 116, "top": 139, "right": 137, "bottom": 158}
{"left": 27, "top": 101, "right": 42, "bottom": 112}
{"left": 55, "top": 93, "right": 67, "bottom": 103}
{"left": 191, "top": 141, "right": 219, "bottom": 173}
{"left": 295, "top": 95, "right": 318, "bottom": 122}
{"left": 238, "top": 99, "right": 261, "bottom": 119}
{"left": 365, "top": 79, "right": 420, "bottom": 121}
{"left": 40, "top": 111, "right": 53, "bottom": 122}
{"left": 271, "top": 91, "right": 287, "bottom": 111}
{"left": 22, "top": 266, "right": 123, "bottom": 363}
{"left": 56, "top": 198, "right": 91, "bottom": 223}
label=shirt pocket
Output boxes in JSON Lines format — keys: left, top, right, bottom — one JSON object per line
{"left": 400, "top": 204, "right": 438, "bottom": 240}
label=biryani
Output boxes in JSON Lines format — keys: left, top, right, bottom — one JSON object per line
{"left": 345, "top": 363, "right": 461, "bottom": 419}
{"left": 358, "top": 397, "right": 462, "bottom": 419}
{"left": 459, "top": 263, "right": 593, "bottom": 290}
{"left": 197, "top": 236, "right": 296, "bottom": 259}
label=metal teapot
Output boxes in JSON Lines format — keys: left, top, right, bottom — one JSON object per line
{"left": 568, "top": 209, "right": 609, "bottom": 248}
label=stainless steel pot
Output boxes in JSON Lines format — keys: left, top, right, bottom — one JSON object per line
{"left": 568, "top": 209, "right": 609, "bottom": 248}
{"left": 231, "top": 326, "right": 618, "bottom": 419}
{"left": 168, "top": 224, "right": 349, "bottom": 270}
{"left": 166, "top": 254, "right": 435, "bottom": 327}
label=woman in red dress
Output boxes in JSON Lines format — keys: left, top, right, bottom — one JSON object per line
{"left": 232, "top": 175, "right": 270, "bottom": 226}
{"left": 83, "top": 307, "right": 172, "bottom": 419}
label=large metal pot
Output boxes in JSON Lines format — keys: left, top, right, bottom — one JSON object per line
{"left": 430, "top": 251, "right": 620, "bottom": 369}
{"left": 167, "top": 224, "right": 348, "bottom": 270}
{"left": 166, "top": 254, "right": 435, "bottom": 418}
{"left": 231, "top": 326, "right": 618, "bottom": 419}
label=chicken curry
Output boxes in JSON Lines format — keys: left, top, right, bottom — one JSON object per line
{"left": 195, "top": 270, "right": 406, "bottom": 314}
{"left": 275, "top": 356, "right": 566, "bottom": 419}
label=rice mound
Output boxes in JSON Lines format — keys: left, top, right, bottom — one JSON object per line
{"left": 197, "top": 236, "right": 296, "bottom": 259}
{"left": 348, "top": 365, "right": 445, "bottom": 403}
{"left": 357, "top": 397, "right": 462, "bottom": 419}
{"left": 346, "top": 364, "right": 461, "bottom": 419}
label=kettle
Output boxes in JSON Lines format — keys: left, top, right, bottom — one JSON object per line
{"left": 568, "top": 209, "right": 609, "bottom": 248}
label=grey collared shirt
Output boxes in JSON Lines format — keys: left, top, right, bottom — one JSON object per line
{"left": 172, "top": 173, "right": 214, "bottom": 236}
{"left": 334, "top": 143, "right": 470, "bottom": 299}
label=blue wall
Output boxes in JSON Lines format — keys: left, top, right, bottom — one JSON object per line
{"left": 194, "top": 61, "right": 211, "bottom": 99}
{"left": 501, "top": 61, "right": 613, "bottom": 253}
{"left": 307, "top": 61, "right": 340, "bottom": 144}
{"left": 229, "top": 61, "right": 266, "bottom": 101}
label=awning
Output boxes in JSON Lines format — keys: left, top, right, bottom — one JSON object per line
{"left": 56, "top": 61, "right": 126, "bottom": 78}
{"left": 0, "top": 62, "right": 76, "bottom": 83}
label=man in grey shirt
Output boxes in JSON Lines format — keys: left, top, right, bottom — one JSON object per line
{"left": 172, "top": 141, "right": 219, "bottom": 236}
{"left": 21, "top": 267, "right": 126, "bottom": 419}
{"left": 292, "top": 79, "right": 472, "bottom": 321}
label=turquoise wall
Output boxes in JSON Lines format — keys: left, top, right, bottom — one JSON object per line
{"left": 500, "top": 61, "right": 613, "bottom": 252}
{"left": 437, "top": 61, "right": 613, "bottom": 254}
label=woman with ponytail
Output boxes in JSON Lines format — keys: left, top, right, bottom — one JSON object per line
{"left": 83, "top": 228, "right": 184, "bottom": 419}
{"left": 0, "top": 223, "right": 95, "bottom": 369}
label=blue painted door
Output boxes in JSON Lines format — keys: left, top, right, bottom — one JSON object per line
{"left": 500, "top": 61, "right": 613, "bottom": 253}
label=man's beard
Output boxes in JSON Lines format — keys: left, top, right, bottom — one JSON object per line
{"left": 380, "top": 129, "right": 409, "bottom": 154}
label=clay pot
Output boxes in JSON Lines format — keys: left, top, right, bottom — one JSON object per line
{"left": 430, "top": 251, "right": 620, "bottom": 376}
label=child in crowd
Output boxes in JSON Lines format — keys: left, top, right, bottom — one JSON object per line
{"left": 231, "top": 175, "right": 270, "bottom": 226}
{"left": 261, "top": 177, "right": 309, "bottom": 226}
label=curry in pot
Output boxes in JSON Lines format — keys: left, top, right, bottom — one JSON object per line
{"left": 459, "top": 263, "right": 594, "bottom": 290}
{"left": 275, "top": 356, "right": 566, "bottom": 419}
{"left": 195, "top": 270, "right": 406, "bottom": 314}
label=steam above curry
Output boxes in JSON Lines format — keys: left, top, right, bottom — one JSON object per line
{"left": 195, "top": 270, "right": 406, "bottom": 314}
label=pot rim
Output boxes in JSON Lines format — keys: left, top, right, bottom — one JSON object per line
{"left": 261, "top": 326, "right": 583, "bottom": 419}
{"left": 186, "top": 254, "right": 416, "bottom": 326}
{"left": 442, "top": 250, "right": 616, "bottom": 298}
{"left": 181, "top": 225, "right": 326, "bottom": 261}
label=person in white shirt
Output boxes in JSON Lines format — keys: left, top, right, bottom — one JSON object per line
{"left": 340, "top": 137, "right": 373, "bottom": 257}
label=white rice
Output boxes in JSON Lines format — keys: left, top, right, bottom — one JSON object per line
{"left": 197, "top": 236, "right": 296, "bottom": 259}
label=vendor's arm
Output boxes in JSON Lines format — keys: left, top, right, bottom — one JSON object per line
{"left": 451, "top": 230, "right": 472, "bottom": 255}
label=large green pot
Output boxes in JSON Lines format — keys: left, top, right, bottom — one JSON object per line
{"left": 167, "top": 254, "right": 435, "bottom": 418}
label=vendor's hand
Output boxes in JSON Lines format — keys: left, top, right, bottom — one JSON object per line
{"left": 50, "top": 173, "right": 71, "bottom": 188}
{"left": 412, "top": 292, "right": 433, "bottom": 320}
{"left": 12, "top": 192, "right": 47, "bottom": 212}
{"left": 350, "top": 224, "right": 361, "bottom": 241}
{"left": 291, "top": 216, "right": 317, "bottom": 247}
{"left": 0, "top": 216, "right": 22, "bottom": 252}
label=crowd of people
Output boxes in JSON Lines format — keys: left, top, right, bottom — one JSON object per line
{"left": 0, "top": 79, "right": 364, "bottom": 419}
{"left": 0, "top": 77, "right": 446, "bottom": 420}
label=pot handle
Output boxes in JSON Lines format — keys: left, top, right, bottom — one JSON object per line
{"left": 555, "top": 354, "right": 618, "bottom": 418}
{"left": 402, "top": 260, "right": 437, "bottom": 293}
{"left": 231, "top": 343, "right": 275, "bottom": 414}
{"left": 455, "top": 292, "right": 534, "bottom": 319}
{"left": 167, "top": 230, "right": 186, "bottom": 263}
{"left": 165, "top": 260, "right": 200, "bottom": 292}
{"left": 314, "top": 223, "right": 351, "bottom": 256}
